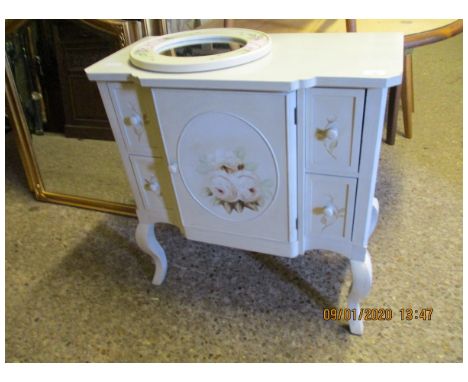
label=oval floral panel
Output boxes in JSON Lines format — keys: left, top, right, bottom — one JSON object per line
{"left": 177, "top": 112, "right": 278, "bottom": 222}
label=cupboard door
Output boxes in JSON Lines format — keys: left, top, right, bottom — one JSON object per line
{"left": 153, "top": 89, "right": 297, "bottom": 245}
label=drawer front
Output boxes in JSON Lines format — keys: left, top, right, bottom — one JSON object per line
{"left": 129, "top": 155, "right": 173, "bottom": 218}
{"left": 108, "top": 82, "right": 161, "bottom": 155}
{"left": 306, "top": 88, "right": 365, "bottom": 176}
{"left": 305, "top": 174, "right": 357, "bottom": 241}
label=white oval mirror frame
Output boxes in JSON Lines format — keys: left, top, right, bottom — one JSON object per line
{"left": 129, "top": 28, "right": 272, "bottom": 73}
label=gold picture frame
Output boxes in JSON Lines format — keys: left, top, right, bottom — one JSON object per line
{"left": 5, "top": 19, "right": 164, "bottom": 217}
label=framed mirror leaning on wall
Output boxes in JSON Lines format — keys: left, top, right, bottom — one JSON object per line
{"left": 5, "top": 19, "right": 167, "bottom": 216}
{"left": 5, "top": 19, "right": 217, "bottom": 215}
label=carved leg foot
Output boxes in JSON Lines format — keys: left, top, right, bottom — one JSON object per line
{"left": 135, "top": 223, "right": 167, "bottom": 285}
{"left": 348, "top": 250, "right": 373, "bottom": 335}
{"left": 369, "top": 197, "right": 380, "bottom": 238}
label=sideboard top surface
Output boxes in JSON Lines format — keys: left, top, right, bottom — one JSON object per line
{"left": 86, "top": 32, "right": 404, "bottom": 91}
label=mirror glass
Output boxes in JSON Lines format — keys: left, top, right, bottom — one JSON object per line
{"left": 160, "top": 39, "right": 245, "bottom": 57}
{"left": 30, "top": 135, "right": 134, "bottom": 204}
{"left": 6, "top": 20, "right": 135, "bottom": 205}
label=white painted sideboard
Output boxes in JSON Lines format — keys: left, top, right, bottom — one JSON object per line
{"left": 86, "top": 31, "right": 403, "bottom": 335}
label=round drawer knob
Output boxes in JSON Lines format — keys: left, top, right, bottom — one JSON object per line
{"left": 149, "top": 180, "right": 160, "bottom": 193}
{"left": 326, "top": 127, "right": 339, "bottom": 140}
{"left": 168, "top": 162, "right": 178, "bottom": 174}
{"left": 146, "top": 178, "right": 161, "bottom": 194}
{"left": 127, "top": 114, "right": 141, "bottom": 126}
{"left": 323, "top": 205, "right": 336, "bottom": 217}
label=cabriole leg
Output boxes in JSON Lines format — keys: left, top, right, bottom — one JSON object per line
{"left": 369, "top": 197, "right": 380, "bottom": 238}
{"left": 348, "top": 250, "right": 373, "bottom": 335}
{"left": 135, "top": 222, "right": 168, "bottom": 285}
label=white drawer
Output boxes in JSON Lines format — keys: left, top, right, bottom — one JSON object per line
{"left": 108, "top": 82, "right": 162, "bottom": 156}
{"left": 129, "top": 155, "right": 173, "bottom": 219}
{"left": 305, "top": 174, "right": 357, "bottom": 241}
{"left": 305, "top": 88, "right": 364, "bottom": 176}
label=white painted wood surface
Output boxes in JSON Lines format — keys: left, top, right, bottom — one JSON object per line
{"left": 135, "top": 223, "right": 168, "bottom": 285}
{"left": 350, "top": 88, "right": 388, "bottom": 253}
{"left": 152, "top": 89, "right": 297, "bottom": 252}
{"left": 88, "top": 32, "right": 403, "bottom": 335}
{"left": 108, "top": 82, "right": 163, "bottom": 156}
{"left": 129, "top": 155, "right": 171, "bottom": 222}
{"left": 86, "top": 33, "right": 403, "bottom": 90}
{"left": 305, "top": 88, "right": 364, "bottom": 177}
{"left": 348, "top": 250, "right": 373, "bottom": 335}
{"left": 305, "top": 174, "right": 357, "bottom": 242}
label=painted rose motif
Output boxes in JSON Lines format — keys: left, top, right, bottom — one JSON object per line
{"left": 244, "top": 34, "right": 269, "bottom": 52}
{"left": 236, "top": 170, "right": 262, "bottom": 203}
{"left": 197, "top": 148, "right": 272, "bottom": 214}
{"left": 133, "top": 48, "right": 155, "bottom": 60}
{"left": 208, "top": 171, "right": 239, "bottom": 203}
{"left": 315, "top": 116, "right": 339, "bottom": 159}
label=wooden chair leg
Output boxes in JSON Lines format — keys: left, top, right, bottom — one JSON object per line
{"left": 386, "top": 85, "right": 402, "bottom": 145}
{"left": 345, "top": 19, "right": 357, "bottom": 32}
{"left": 402, "top": 53, "right": 413, "bottom": 139}
{"left": 408, "top": 53, "right": 415, "bottom": 112}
